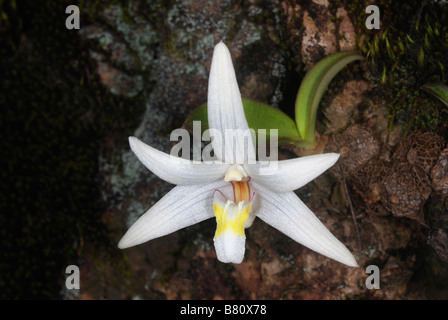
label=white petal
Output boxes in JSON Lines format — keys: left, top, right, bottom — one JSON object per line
{"left": 214, "top": 232, "right": 246, "bottom": 264}
{"left": 213, "top": 189, "right": 228, "bottom": 207}
{"left": 129, "top": 136, "right": 229, "bottom": 185}
{"left": 252, "top": 181, "right": 358, "bottom": 267}
{"left": 118, "top": 180, "right": 232, "bottom": 249}
{"left": 207, "top": 41, "right": 256, "bottom": 164}
{"left": 246, "top": 153, "right": 340, "bottom": 192}
{"left": 244, "top": 191, "right": 257, "bottom": 229}
{"left": 213, "top": 195, "right": 252, "bottom": 264}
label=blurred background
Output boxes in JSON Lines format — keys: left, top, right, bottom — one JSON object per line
{"left": 1, "top": 0, "right": 447, "bottom": 299}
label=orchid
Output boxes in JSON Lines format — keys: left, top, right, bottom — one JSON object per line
{"left": 118, "top": 41, "right": 358, "bottom": 267}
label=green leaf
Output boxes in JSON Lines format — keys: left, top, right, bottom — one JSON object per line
{"left": 421, "top": 83, "right": 448, "bottom": 107}
{"left": 183, "top": 99, "right": 300, "bottom": 141}
{"left": 295, "top": 51, "right": 363, "bottom": 143}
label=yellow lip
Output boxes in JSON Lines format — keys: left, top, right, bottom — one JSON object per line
{"left": 214, "top": 201, "right": 251, "bottom": 238}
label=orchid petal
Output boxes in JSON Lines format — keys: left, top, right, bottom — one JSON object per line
{"left": 213, "top": 191, "right": 252, "bottom": 263}
{"left": 252, "top": 181, "right": 358, "bottom": 267}
{"left": 207, "top": 41, "right": 256, "bottom": 164}
{"left": 118, "top": 180, "right": 232, "bottom": 249}
{"left": 246, "top": 153, "right": 340, "bottom": 192}
{"left": 213, "top": 228, "right": 246, "bottom": 264}
{"left": 129, "top": 136, "right": 229, "bottom": 185}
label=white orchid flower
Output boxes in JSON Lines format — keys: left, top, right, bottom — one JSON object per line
{"left": 118, "top": 41, "right": 358, "bottom": 267}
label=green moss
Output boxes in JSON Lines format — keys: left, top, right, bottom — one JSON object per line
{"left": 338, "top": 0, "right": 448, "bottom": 133}
{"left": 340, "top": 0, "right": 367, "bottom": 33}
{"left": 357, "top": 0, "right": 448, "bottom": 134}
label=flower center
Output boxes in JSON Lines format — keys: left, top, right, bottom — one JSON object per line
{"left": 224, "top": 165, "right": 251, "bottom": 203}
{"left": 224, "top": 164, "right": 248, "bottom": 182}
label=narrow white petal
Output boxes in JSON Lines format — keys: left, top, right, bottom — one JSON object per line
{"left": 207, "top": 41, "right": 256, "bottom": 164}
{"left": 118, "top": 180, "right": 232, "bottom": 249}
{"left": 129, "top": 136, "right": 229, "bottom": 185}
{"left": 252, "top": 181, "right": 358, "bottom": 267}
{"left": 246, "top": 153, "right": 340, "bottom": 192}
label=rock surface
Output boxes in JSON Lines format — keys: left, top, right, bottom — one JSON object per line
{"left": 70, "top": 0, "right": 448, "bottom": 300}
